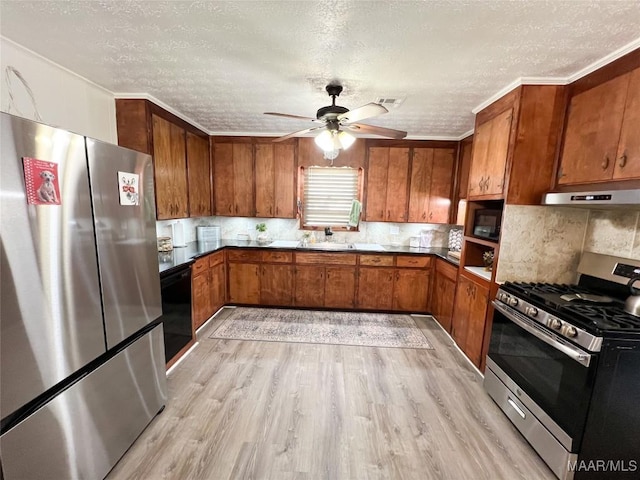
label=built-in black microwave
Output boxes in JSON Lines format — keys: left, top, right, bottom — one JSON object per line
{"left": 473, "top": 209, "right": 501, "bottom": 240}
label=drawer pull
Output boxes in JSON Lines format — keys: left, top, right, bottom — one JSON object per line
{"left": 507, "top": 397, "right": 526, "bottom": 419}
{"left": 601, "top": 155, "right": 610, "bottom": 170}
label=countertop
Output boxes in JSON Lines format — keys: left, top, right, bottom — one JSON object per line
{"left": 159, "top": 239, "right": 460, "bottom": 274}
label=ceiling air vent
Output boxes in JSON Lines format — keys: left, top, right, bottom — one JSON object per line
{"left": 375, "top": 96, "right": 406, "bottom": 108}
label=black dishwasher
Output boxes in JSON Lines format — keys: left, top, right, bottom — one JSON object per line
{"left": 160, "top": 264, "right": 193, "bottom": 363}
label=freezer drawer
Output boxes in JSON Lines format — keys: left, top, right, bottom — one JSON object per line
{"left": 0, "top": 324, "right": 167, "bottom": 480}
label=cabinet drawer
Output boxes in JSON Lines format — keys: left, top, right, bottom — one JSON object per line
{"left": 192, "top": 257, "right": 209, "bottom": 276}
{"left": 208, "top": 251, "right": 224, "bottom": 267}
{"left": 261, "top": 251, "right": 293, "bottom": 263}
{"left": 359, "top": 254, "right": 394, "bottom": 267}
{"left": 396, "top": 256, "right": 431, "bottom": 268}
{"left": 295, "top": 252, "right": 357, "bottom": 266}
{"left": 435, "top": 258, "right": 458, "bottom": 281}
{"left": 227, "top": 249, "right": 262, "bottom": 262}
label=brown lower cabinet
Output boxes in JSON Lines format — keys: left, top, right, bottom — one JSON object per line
{"left": 357, "top": 267, "right": 395, "bottom": 310}
{"left": 451, "top": 274, "right": 489, "bottom": 368}
{"left": 430, "top": 259, "right": 458, "bottom": 332}
{"left": 294, "top": 265, "right": 325, "bottom": 307}
{"left": 324, "top": 267, "right": 356, "bottom": 309}
{"left": 261, "top": 264, "right": 294, "bottom": 306}
{"left": 208, "top": 249, "right": 433, "bottom": 314}
{"left": 192, "top": 259, "right": 211, "bottom": 330}
{"left": 392, "top": 269, "right": 430, "bottom": 312}
{"left": 294, "top": 253, "right": 358, "bottom": 309}
{"left": 228, "top": 262, "right": 260, "bottom": 304}
{"left": 192, "top": 251, "right": 226, "bottom": 331}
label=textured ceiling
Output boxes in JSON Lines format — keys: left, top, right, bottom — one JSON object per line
{"left": 1, "top": 1, "right": 639, "bottom": 139}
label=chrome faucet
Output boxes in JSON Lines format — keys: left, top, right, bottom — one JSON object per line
{"left": 324, "top": 227, "right": 333, "bottom": 242}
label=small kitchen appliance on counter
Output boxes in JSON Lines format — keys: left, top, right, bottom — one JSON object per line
{"left": 485, "top": 252, "right": 640, "bottom": 480}
{"left": 196, "top": 225, "right": 221, "bottom": 243}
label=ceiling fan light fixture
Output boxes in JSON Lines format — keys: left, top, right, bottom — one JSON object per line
{"left": 338, "top": 131, "right": 355, "bottom": 150}
{"left": 314, "top": 129, "right": 335, "bottom": 152}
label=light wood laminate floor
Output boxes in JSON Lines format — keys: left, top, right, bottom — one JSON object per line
{"left": 107, "top": 309, "right": 554, "bottom": 480}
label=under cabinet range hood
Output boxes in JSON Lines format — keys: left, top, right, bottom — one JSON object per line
{"left": 542, "top": 188, "right": 640, "bottom": 209}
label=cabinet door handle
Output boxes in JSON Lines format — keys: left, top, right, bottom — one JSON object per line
{"left": 619, "top": 153, "right": 628, "bottom": 168}
{"left": 269, "top": 206, "right": 273, "bottom": 215}
{"left": 422, "top": 212, "right": 426, "bottom": 220}
{"left": 602, "top": 155, "right": 610, "bottom": 170}
{"left": 228, "top": 205, "right": 232, "bottom": 213}
{"left": 387, "top": 209, "right": 391, "bottom": 219}
{"left": 429, "top": 212, "right": 433, "bottom": 221}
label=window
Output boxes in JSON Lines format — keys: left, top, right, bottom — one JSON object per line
{"left": 302, "top": 166, "right": 360, "bottom": 228}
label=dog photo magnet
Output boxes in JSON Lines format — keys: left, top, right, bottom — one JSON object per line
{"left": 23, "top": 157, "right": 61, "bottom": 205}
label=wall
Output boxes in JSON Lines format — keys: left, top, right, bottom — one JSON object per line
{"left": 156, "top": 217, "right": 455, "bottom": 249}
{"left": 0, "top": 37, "right": 116, "bottom": 143}
{"left": 496, "top": 205, "right": 640, "bottom": 284}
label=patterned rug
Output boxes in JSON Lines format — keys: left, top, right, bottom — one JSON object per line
{"left": 209, "top": 308, "right": 433, "bottom": 349}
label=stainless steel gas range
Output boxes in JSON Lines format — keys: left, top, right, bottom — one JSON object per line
{"left": 484, "top": 252, "right": 640, "bottom": 480}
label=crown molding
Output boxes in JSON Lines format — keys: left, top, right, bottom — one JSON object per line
{"left": 566, "top": 36, "right": 640, "bottom": 83}
{"left": 472, "top": 37, "right": 640, "bottom": 114}
{"left": 113, "top": 92, "right": 210, "bottom": 134}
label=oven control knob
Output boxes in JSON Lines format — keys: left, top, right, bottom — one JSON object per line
{"left": 565, "top": 326, "right": 578, "bottom": 338}
{"left": 549, "top": 318, "right": 562, "bottom": 330}
{"left": 508, "top": 297, "right": 519, "bottom": 307}
{"left": 526, "top": 307, "right": 538, "bottom": 317}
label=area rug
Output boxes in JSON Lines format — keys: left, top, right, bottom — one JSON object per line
{"left": 209, "top": 307, "right": 433, "bottom": 349}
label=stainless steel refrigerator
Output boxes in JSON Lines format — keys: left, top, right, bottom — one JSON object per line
{"left": 0, "top": 112, "right": 167, "bottom": 479}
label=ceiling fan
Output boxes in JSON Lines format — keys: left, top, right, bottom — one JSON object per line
{"left": 264, "top": 84, "right": 407, "bottom": 154}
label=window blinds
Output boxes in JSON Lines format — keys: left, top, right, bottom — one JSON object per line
{"left": 303, "top": 166, "right": 358, "bottom": 227}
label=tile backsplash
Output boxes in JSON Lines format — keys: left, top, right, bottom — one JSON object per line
{"left": 496, "top": 205, "right": 640, "bottom": 284}
{"left": 156, "top": 217, "right": 456, "bottom": 248}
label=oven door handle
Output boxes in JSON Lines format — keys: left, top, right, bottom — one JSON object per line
{"left": 492, "top": 301, "right": 593, "bottom": 367}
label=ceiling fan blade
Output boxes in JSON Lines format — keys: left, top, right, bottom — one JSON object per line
{"left": 264, "top": 112, "right": 317, "bottom": 122}
{"left": 346, "top": 123, "right": 407, "bottom": 139}
{"left": 337, "top": 103, "right": 388, "bottom": 124}
{"left": 273, "top": 126, "right": 325, "bottom": 142}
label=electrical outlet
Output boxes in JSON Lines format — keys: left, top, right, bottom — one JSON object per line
{"left": 389, "top": 226, "right": 400, "bottom": 235}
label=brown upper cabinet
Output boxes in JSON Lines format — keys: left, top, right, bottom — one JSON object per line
{"left": 365, "top": 147, "right": 410, "bottom": 222}
{"left": 255, "top": 141, "right": 297, "bottom": 218}
{"left": 457, "top": 137, "right": 473, "bottom": 199}
{"left": 558, "top": 66, "right": 640, "bottom": 185}
{"left": 468, "top": 109, "right": 513, "bottom": 199}
{"left": 408, "top": 148, "right": 455, "bottom": 223}
{"left": 186, "top": 132, "right": 212, "bottom": 217}
{"left": 152, "top": 114, "right": 189, "bottom": 219}
{"left": 212, "top": 137, "right": 297, "bottom": 218}
{"left": 467, "top": 85, "right": 566, "bottom": 205}
{"left": 212, "top": 138, "right": 255, "bottom": 217}
{"left": 115, "top": 99, "right": 211, "bottom": 220}
{"left": 365, "top": 144, "right": 456, "bottom": 223}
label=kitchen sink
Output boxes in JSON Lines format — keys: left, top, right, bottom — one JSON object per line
{"left": 296, "top": 241, "right": 354, "bottom": 251}
{"left": 352, "top": 243, "right": 385, "bottom": 251}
